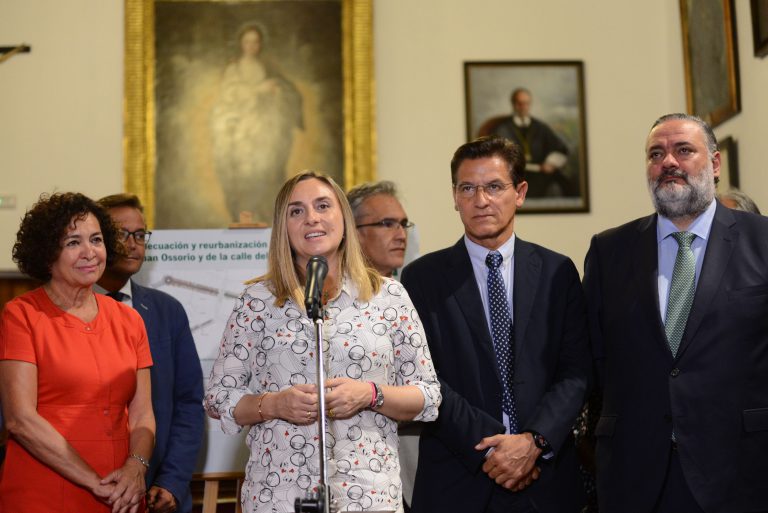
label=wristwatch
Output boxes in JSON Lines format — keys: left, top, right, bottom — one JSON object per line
{"left": 528, "top": 431, "right": 551, "bottom": 453}
{"left": 372, "top": 383, "right": 385, "bottom": 409}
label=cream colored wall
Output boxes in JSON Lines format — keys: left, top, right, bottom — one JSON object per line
{"left": 375, "top": 0, "right": 674, "bottom": 268}
{"left": 1, "top": 0, "right": 766, "bottom": 272}
{"left": 1, "top": 0, "right": 124, "bottom": 270}
{"left": 375, "top": 0, "right": 768, "bottom": 271}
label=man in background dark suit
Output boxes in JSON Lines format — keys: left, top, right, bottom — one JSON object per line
{"left": 584, "top": 113, "right": 768, "bottom": 513}
{"left": 97, "top": 194, "right": 204, "bottom": 513}
{"left": 402, "top": 136, "right": 590, "bottom": 513}
{"left": 485, "top": 88, "right": 574, "bottom": 198}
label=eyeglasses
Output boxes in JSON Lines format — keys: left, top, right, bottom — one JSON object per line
{"left": 356, "top": 219, "right": 414, "bottom": 231}
{"left": 118, "top": 229, "right": 152, "bottom": 244}
{"left": 454, "top": 181, "right": 516, "bottom": 198}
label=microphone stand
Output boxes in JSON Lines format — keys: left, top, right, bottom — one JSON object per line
{"left": 296, "top": 264, "right": 335, "bottom": 513}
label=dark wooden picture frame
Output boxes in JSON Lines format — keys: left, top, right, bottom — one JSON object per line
{"left": 680, "top": 0, "right": 741, "bottom": 127}
{"left": 717, "top": 136, "right": 739, "bottom": 191}
{"left": 752, "top": 0, "right": 768, "bottom": 57}
{"left": 464, "top": 61, "right": 589, "bottom": 213}
{"left": 124, "top": 0, "right": 375, "bottom": 228}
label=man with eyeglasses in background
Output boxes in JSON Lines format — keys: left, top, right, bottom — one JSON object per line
{"left": 348, "top": 181, "right": 414, "bottom": 278}
{"left": 347, "top": 180, "right": 419, "bottom": 511}
{"left": 401, "top": 136, "right": 590, "bottom": 513}
{"left": 96, "top": 194, "right": 204, "bottom": 513}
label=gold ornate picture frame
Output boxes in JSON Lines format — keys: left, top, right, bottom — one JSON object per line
{"left": 124, "top": 0, "right": 375, "bottom": 228}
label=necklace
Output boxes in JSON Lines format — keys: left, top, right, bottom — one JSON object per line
{"left": 321, "top": 283, "right": 338, "bottom": 305}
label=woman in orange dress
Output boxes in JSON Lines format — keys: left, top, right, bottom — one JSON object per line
{"left": 0, "top": 192, "right": 155, "bottom": 513}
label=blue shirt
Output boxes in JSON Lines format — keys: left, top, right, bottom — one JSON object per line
{"left": 657, "top": 199, "right": 717, "bottom": 322}
{"left": 464, "top": 234, "right": 516, "bottom": 329}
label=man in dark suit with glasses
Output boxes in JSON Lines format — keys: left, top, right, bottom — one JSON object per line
{"left": 347, "top": 180, "right": 421, "bottom": 511}
{"left": 401, "top": 136, "right": 590, "bottom": 513}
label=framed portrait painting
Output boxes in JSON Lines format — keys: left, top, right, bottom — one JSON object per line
{"left": 679, "top": 0, "right": 740, "bottom": 127}
{"left": 124, "top": 0, "right": 375, "bottom": 228}
{"left": 464, "top": 61, "right": 589, "bottom": 213}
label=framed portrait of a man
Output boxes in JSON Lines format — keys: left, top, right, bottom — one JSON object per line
{"left": 124, "top": 0, "right": 375, "bottom": 228}
{"left": 464, "top": 61, "right": 589, "bottom": 213}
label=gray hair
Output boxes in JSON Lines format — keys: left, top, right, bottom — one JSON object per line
{"left": 718, "top": 188, "right": 761, "bottom": 214}
{"left": 347, "top": 181, "right": 399, "bottom": 219}
{"left": 650, "top": 113, "right": 718, "bottom": 157}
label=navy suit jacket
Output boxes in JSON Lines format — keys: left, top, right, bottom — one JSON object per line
{"left": 401, "top": 237, "right": 590, "bottom": 513}
{"left": 584, "top": 203, "right": 768, "bottom": 513}
{"left": 131, "top": 281, "right": 205, "bottom": 513}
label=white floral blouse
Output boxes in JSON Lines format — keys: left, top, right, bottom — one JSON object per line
{"left": 205, "top": 277, "right": 441, "bottom": 513}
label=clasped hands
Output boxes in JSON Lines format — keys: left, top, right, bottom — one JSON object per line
{"left": 273, "top": 377, "right": 374, "bottom": 425}
{"left": 475, "top": 432, "right": 542, "bottom": 492}
{"left": 92, "top": 457, "right": 148, "bottom": 513}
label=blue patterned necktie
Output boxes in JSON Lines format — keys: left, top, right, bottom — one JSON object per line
{"left": 665, "top": 232, "right": 697, "bottom": 356}
{"left": 486, "top": 251, "right": 519, "bottom": 433}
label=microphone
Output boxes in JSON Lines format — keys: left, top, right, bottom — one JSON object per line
{"left": 304, "top": 256, "right": 328, "bottom": 321}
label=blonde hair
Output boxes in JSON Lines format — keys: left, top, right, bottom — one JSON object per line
{"left": 249, "top": 171, "right": 381, "bottom": 308}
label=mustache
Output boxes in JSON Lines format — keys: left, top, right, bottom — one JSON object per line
{"left": 654, "top": 169, "right": 689, "bottom": 186}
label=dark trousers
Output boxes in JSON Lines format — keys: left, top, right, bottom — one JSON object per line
{"left": 652, "top": 444, "right": 705, "bottom": 513}
{"left": 487, "top": 486, "right": 537, "bottom": 513}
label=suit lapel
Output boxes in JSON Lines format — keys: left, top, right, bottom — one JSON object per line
{"left": 130, "top": 280, "right": 151, "bottom": 321}
{"left": 447, "top": 239, "right": 499, "bottom": 380}
{"left": 632, "top": 215, "right": 671, "bottom": 354}
{"left": 678, "top": 204, "right": 737, "bottom": 357}
{"left": 512, "top": 238, "right": 540, "bottom": 356}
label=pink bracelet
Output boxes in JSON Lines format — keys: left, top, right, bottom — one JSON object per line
{"left": 368, "top": 381, "right": 376, "bottom": 408}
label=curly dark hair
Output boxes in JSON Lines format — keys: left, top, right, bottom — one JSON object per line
{"left": 12, "top": 192, "right": 124, "bottom": 282}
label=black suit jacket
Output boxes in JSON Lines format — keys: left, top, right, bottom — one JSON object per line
{"left": 401, "top": 237, "right": 590, "bottom": 513}
{"left": 584, "top": 203, "right": 768, "bottom": 513}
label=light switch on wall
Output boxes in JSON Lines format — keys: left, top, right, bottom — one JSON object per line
{"left": 0, "top": 195, "right": 17, "bottom": 209}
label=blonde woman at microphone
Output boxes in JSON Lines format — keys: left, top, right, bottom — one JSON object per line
{"left": 205, "top": 171, "right": 441, "bottom": 513}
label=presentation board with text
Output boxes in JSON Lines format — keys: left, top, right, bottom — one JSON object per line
{"left": 134, "top": 228, "right": 271, "bottom": 474}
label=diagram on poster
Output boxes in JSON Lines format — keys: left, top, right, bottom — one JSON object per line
{"left": 134, "top": 228, "right": 271, "bottom": 473}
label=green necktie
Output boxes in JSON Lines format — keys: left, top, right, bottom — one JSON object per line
{"left": 665, "top": 232, "right": 697, "bottom": 356}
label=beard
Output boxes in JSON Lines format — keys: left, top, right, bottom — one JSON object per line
{"left": 648, "top": 163, "right": 716, "bottom": 220}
